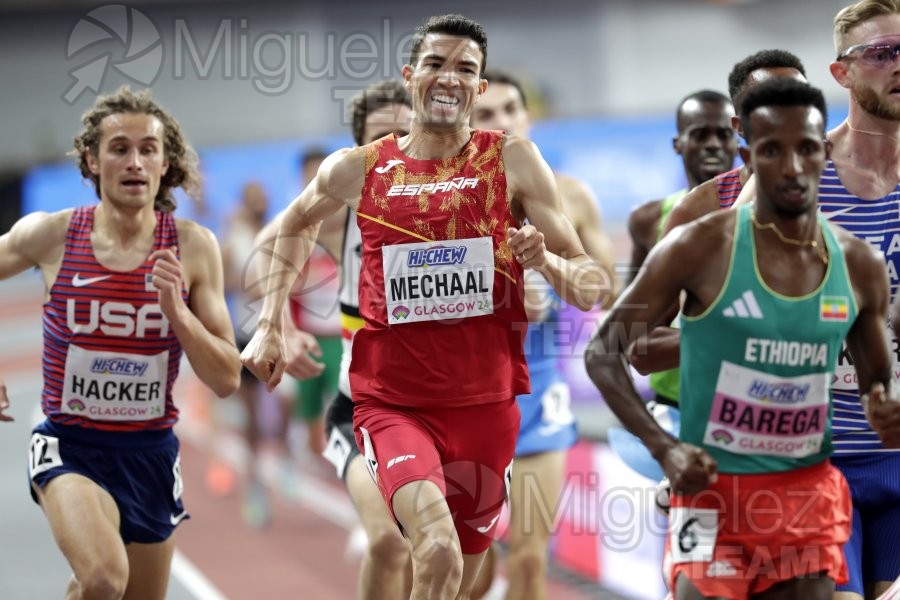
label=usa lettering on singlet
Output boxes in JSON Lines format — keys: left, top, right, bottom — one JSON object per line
{"left": 41, "top": 206, "right": 185, "bottom": 431}
{"left": 818, "top": 160, "right": 900, "bottom": 454}
{"left": 350, "top": 131, "right": 529, "bottom": 407}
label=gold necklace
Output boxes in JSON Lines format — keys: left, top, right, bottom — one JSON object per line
{"left": 750, "top": 213, "right": 829, "bottom": 265}
{"left": 846, "top": 121, "right": 900, "bottom": 143}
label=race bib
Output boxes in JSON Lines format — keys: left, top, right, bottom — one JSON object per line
{"left": 323, "top": 425, "right": 353, "bottom": 478}
{"left": 832, "top": 335, "right": 900, "bottom": 393}
{"left": 381, "top": 237, "right": 494, "bottom": 325}
{"left": 669, "top": 507, "right": 718, "bottom": 564}
{"left": 703, "top": 362, "right": 829, "bottom": 458}
{"left": 62, "top": 345, "right": 168, "bottom": 421}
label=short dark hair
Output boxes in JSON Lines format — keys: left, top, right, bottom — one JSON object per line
{"left": 409, "top": 14, "right": 488, "bottom": 75}
{"left": 481, "top": 68, "right": 527, "bottom": 110}
{"left": 728, "top": 50, "right": 806, "bottom": 107}
{"left": 675, "top": 89, "right": 731, "bottom": 131}
{"left": 349, "top": 80, "right": 411, "bottom": 146}
{"left": 739, "top": 78, "right": 827, "bottom": 142}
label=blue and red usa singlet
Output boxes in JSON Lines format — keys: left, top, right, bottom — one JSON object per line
{"left": 41, "top": 205, "right": 185, "bottom": 431}
{"left": 715, "top": 166, "right": 743, "bottom": 209}
{"left": 350, "top": 131, "right": 530, "bottom": 407}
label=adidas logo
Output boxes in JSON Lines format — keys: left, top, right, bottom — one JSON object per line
{"left": 706, "top": 560, "right": 737, "bottom": 577}
{"left": 722, "top": 290, "right": 763, "bottom": 319}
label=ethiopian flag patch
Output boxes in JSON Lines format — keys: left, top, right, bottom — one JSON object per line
{"left": 820, "top": 295, "right": 849, "bottom": 322}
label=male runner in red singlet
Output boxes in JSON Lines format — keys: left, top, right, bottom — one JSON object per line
{"left": 0, "top": 86, "right": 240, "bottom": 600}
{"left": 242, "top": 14, "right": 606, "bottom": 600}
{"left": 252, "top": 80, "right": 415, "bottom": 599}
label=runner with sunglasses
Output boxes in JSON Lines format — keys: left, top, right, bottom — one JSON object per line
{"left": 825, "top": 3, "right": 900, "bottom": 598}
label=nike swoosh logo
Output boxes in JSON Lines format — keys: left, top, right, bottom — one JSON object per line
{"left": 170, "top": 510, "right": 188, "bottom": 526}
{"left": 72, "top": 273, "right": 112, "bottom": 287}
{"left": 374, "top": 159, "right": 404, "bottom": 174}
{"left": 822, "top": 205, "right": 855, "bottom": 221}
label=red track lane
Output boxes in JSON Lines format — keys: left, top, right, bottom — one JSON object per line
{"left": 175, "top": 441, "right": 359, "bottom": 599}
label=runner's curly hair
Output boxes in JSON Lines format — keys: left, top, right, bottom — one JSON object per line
{"left": 72, "top": 85, "right": 200, "bottom": 213}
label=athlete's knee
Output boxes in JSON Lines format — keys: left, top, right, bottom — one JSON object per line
{"left": 367, "top": 526, "right": 409, "bottom": 570}
{"left": 74, "top": 558, "right": 128, "bottom": 600}
{"left": 411, "top": 533, "right": 463, "bottom": 583}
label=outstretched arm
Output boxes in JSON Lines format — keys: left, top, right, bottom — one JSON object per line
{"left": 584, "top": 222, "right": 722, "bottom": 494}
{"left": 248, "top": 212, "right": 326, "bottom": 381}
{"left": 242, "top": 147, "right": 361, "bottom": 389}
{"left": 504, "top": 138, "right": 607, "bottom": 311}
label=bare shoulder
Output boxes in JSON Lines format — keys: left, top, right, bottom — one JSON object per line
{"left": 11, "top": 208, "right": 74, "bottom": 262}
{"left": 318, "top": 146, "right": 366, "bottom": 203}
{"left": 175, "top": 218, "right": 219, "bottom": 258}
{"left": 666, "top": 179, "right": 720, "bottom": 230}
{"left": 665, "top": 207, "right": 736, "bottom": 260}
{"left": 501, "top": 134, "right": 540, "bottom": 166}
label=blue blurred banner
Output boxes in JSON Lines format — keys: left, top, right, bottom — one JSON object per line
{"left": 24, "top": 106, "right": 849, "bottom": 229}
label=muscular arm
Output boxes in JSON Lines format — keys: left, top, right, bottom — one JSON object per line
{"left": 584, "top": 217, "right": 729, "bottom": 492}
{"left": 244, "top": 148, "right": 359, "bottom": 388}
{"left": 247, "top": 210, "right": 327, "bottom": 381}
{"left": 168, "top": 222, "right": 242, "bottom": 397}
{"left": 639, "top": 180, "right": 728, "bottom": 372}
{"left": 504, "top": 137, "right": 605, "bottom": 311}
{"left": 628, "top": 325, "right": 680, "bottom": 375}
{"left": 626, "top": 199, "right": 661, "bottom": 285}
{"left": 661, "top": 179, "right": 721, "bottom": 238}
{"left": 257, "top": 149, "right": 359, "bottom": 329}
{"left": 841, "top": 229, "right": 900, "bottom": 446}
{"left": 0, "top": 210, "right": 70, "bottom": 283}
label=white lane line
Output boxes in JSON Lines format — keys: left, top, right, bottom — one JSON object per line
{"left": 171, "top": 549, "right": 230, "bottom": 600}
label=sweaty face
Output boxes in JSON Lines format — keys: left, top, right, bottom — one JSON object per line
{"left": 88, "top": 113, "right": 168, "bottom": 209}
{"left": 404, "top": 33, "right": 485, "bottom": 128}
{"left": 362, "top": 103, "right": 413, "bottom": 145}
{"left": 840, "top": 15, "right": 900, "bottom": 121}
{"left": 675, "top": 100, "right": 738, "bottom": 186}
{"left": 471, "top": 82, "right": 530, "bottom": 138}
{"left": 746, "top": 105, "right": 827, "bottom": 217}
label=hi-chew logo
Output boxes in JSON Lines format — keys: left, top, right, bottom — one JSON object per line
{"left": 747, "top": 380, "right": 810, "bottom": 404}
{"left": 90, "top": 357, "right": 150, "bottom": 377}
{"left": 407, "top": 245, "right": 468, "bottom": 268}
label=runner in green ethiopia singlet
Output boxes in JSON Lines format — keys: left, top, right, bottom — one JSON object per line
{"left": 680, "top": 204, "right": 857, "bottom": 474}
{"left": 648, "top": 189, "right": 686, "bottom": 404}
